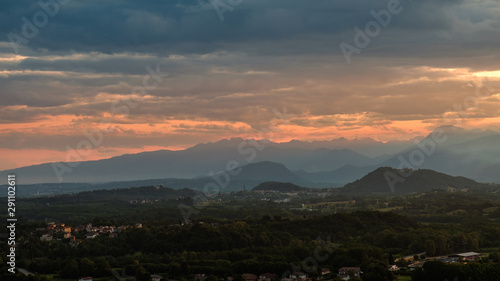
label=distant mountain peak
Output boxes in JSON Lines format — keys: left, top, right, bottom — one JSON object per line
{"left": 421, "top": 125, "right": 498, "bottom": 147}
{"left": 231, "top": 161, "right": 307, "bottom": 183}
{"left": 434, "top": 125, "right": 465, "bottom": 133}
{"left": 432, "top": 125, "right": 497, "bottom": 135}
{"left": 188, "top": 137, "right": 248, "bottom": 150}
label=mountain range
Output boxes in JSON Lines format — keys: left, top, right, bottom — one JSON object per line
{"left": 1, "top": 125, "right": 499, "bottom": 187}
{"left": 7, "top": 164, "right": 499, "bottom": 198}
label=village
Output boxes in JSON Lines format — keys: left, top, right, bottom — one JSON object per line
{"left": 36, "top": 222, "right": 143, "bottom": 246}
{"left": 28, "top": 210, "right": 490, "bottom": 281}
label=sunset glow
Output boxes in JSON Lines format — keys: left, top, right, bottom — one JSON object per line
{"left": 1, "top": 0, "right": 500, "bottom": 171}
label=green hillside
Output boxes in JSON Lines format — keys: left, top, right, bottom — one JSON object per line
{"left": 341, "top": 167, "right": 497, "bottom": 194}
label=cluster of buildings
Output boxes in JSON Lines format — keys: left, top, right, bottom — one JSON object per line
{"left": 193, "top": 268, "right": 360, "bottom": 281}
{"left": 80, "top": 275, "right": 163, "bottom": 281}
{"left": 129, "top": 199, "right": 159, "bottom": 204}
{"left": 447, "top": 187, "right": 470, "bottom": 193}
{"left": 76, "top": 265, "right": 363, "bottom": 281}
{"left": 407, "top": 252, "right": 485, "bottom": 270}
{"left": 80, "top": 268, "right": 362, "bottom": 281}
{"left": 36, "top": 222, "right": 143, "bottom": 244}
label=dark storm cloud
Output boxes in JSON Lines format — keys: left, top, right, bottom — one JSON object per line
{"left": 3, "top": 0, "right": 490, "bottom": 57}
{"left": 1, "top": 0, "right": 500, "bottom": 156}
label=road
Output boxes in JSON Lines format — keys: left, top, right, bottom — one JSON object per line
{"left": 17, "top": 268, "right": 33, "bottom": 275}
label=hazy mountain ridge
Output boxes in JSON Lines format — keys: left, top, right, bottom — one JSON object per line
{"left": 1, "top": 161, "right": 313, "bottom": 198}
{"left": 4, "top": 163, "right": 499, "bottom": 198}
{"left": 0, "top": 139, "right": 384, "bottom": 184}
{"left": 298, "top": 126, "right": 500, "bottom": 184}
{"left": 381, "top": 133, "right": 500, "bottom": 183}
{"left": 1, "top": 126, "right": 499, "bottom": 185}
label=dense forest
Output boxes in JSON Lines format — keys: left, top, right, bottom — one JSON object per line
{"left": 1, "top": 186, "right": 500, "bottom": 281}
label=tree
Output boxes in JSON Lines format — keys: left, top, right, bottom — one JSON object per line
{"left": 435, "top": 235, "right": 448, "bottom": 255}
{"left": 136, "top": 267, "right": 151, "bottom": 281}
{"left": 489, "top": 252, "right": 500, "bottom": 262}
{"left": 425, "top": 240, "right": 436, "bottom": 257}
{"left": 388, "top": 254, "right": 395, "bottom": 265}
{"left": 79, "top": 258, "right": 95, "bottom": 277}
{"left": 60, "top": 259, "right": 79, "bottom": 279}
{"left": 95, "top": 259, "right": 112, "bottom": 277}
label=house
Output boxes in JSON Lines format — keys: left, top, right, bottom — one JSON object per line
{"left": 151, "top": 274, "right": 163, "bottom": 281}
{"left": 117, "top": 226, "right": 128, "bottom": 232}
{"left": 242, "top": 273, "right": 258, "bottom": 281}
{"left": 408, "top": 262, "right": 425, "bottom": 271}
{"left": 40, "top": 234, "right": 52, "bottom": 242}
{"left": 321, "top": 268, "right": 331, "bottom": 275}
{"left": 64, "top": 233, "right": 72, "bottom": 239}
{"left": 289, "top": 272, "right": 307, "bottom": 281}
{"left": 70, "top": 238, "right": 80, "bottom": 247}
{"left": 448, "top": 252, "right": 484, "bottom": 261}
{"left": 86, "top": 232, "right": 98, "bottom": 239}
{"left": 258, "top": 273, "right": 278, "bottom": 281}
{"left": 194, "top": 274, "right": 207, "bottom": 281}
{"left": 85, "top": 224, "right": 93, "bottom": 232}
{"left": 78, "top": 277, "right": 93, "bottom": 281}
{"left": 388, "top": 265, "right": 399, "bottom": 271}
{"left": 338, "top": 267, "right": 362, "bottom": 280}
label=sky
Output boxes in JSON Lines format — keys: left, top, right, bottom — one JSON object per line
{"left": 1, "top": 0, "right": 500, "bottom": 170}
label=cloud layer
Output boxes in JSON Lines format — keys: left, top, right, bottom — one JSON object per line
{"left": 1, "top": 0, "right": 500, "bottom": 169}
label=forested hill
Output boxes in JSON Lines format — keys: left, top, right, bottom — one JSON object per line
{"left": 24, "top": 185, "right": 196, "bottom": 204}
{"left": 251, "top": 181, "right": 308, "bottom": 192}
{"left": 341, "top": 167, "right": 498, "bottom": 194}
{"left": 143, "top": 211, "right": 420, "bottom": 253}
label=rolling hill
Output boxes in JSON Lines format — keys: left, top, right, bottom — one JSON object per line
{"left": 341, "top": 167, "right": 498, "bottom": 194}
{"left": 1, "top": 161, "right": 310, "bottom": 197}
{"left": 251, "top": 181, "right": 308, "bottom": 192}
